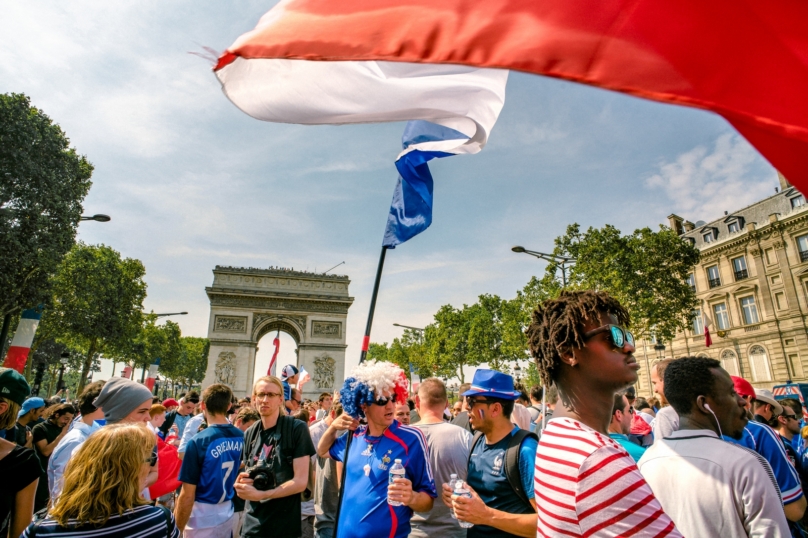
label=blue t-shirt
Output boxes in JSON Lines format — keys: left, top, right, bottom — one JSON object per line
{"left": 467, "top": 425, "right": 537, "bottom": 537}
{"left": 330, "top": 420, "right": 436, "bottom": 538}
{"left": 726, "top": 420, "right": 803, "bottom": 504}
{"left": 608, "top": 433, "right": 647, "bottom": 463}
{"left": 282, "top": 381, "right": 291, "bottom": 402}
{"left": 179, "top": 423, "right": 245, "bottom": 505}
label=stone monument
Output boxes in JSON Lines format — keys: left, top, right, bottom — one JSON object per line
{"left": 202, "top": 266, "right": 353, "bottom": 400}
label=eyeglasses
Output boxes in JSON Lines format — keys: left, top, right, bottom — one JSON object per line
{"left": 254, "top": 392, "right": 282, "bottom": 400}
{"left": 584, "top": 324, "right": 635, "bottom": 349}
{"left": 291, "top": 399, "right": 302, "bottom": 405}
{"left": 783, "top": 414, "right": 799, "bottom": 420}
{"left": 145, "top": 452, "right": 158, "bottom": 466}
{"left": 467, "top": 398, "right": 494, "bottom": 408}
{"left": 371, "top": 395, "right": 397, "bottom": 406}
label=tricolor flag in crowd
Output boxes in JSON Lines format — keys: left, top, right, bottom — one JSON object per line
{"left": 214, "top": 0, "right": 808, "bottom": 192}
{"left": 2, "top": 307, "right": 43, "bottom": 373}
{"left": 145, "top": 357, "right": 161, "bottom": 391}
{"left": 216, "top": 31, "right": 507, "bottom": 247}
{"left": 297, "top": 366, "right": 311, "bottom": 392}
{"left": 267, "top": 332, "right": 280, "bottom": 377}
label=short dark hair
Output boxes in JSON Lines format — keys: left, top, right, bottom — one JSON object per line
{"left": 235, "top": 406, "right": 260, "bottom": 425}
{"left": 407, "top": 398, "right": 415, "bottom": 411}
{"left": 184, "top": 391, "right": 200, "bottom": 404}
{"left": 526, "top": 290, "right": 630, "bottom": 386}
{"left": 78, "top": 380, "right": 105, "bottom": 417}
{"left": 201, "top": 384, "right": 232, "bottom": 416}
{"left": 612, "top": 392, "right": 627, "bottom": 416}
{"left": 485, "top": 397, "right": 515, "bottom": 419}
{"left": 663, "top": 357, "right": 722, "bottom": 415}
{"left": 780, "top": 398, "right": 802, "bottom": 417}
{"left": 294, "top": 408, "right": 309, "bottom": 423}
{"left": 319, "top": 392, "right": 332, "bottom": 402}
{"left": 530, "top": 385, "right": 543, "bottom": 402}
{"left": 418, "top": 378, "right": 447, "bottom": 407}
{"left": 458, "top": 383, "right": 471, "bottom": 403}
{"left": 634, "top": 397, "right": 651, "bottom": 412}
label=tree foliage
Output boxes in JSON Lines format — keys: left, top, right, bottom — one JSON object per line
{"left": 48, "top": 243, "right": 147, "bottom": 394}
{"left": 0, "top": 93, "right": 93, "bottom": 318}
{"left": 549, "top": 223, "right": 700, "bottom": 341}
{"left": 174, "top": 337, "right": 209, "bottom": 387}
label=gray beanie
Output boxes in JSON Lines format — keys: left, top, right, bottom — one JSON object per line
{"left": 93, "top": 377, "right": 154, "bottom": 423}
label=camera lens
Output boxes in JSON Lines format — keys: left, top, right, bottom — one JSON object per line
{"left": 253, "top": 472, "right": 270, "bottom": 491}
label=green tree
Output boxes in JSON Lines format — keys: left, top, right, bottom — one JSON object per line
{"left": 173, "top": 337, "right": 209, "bottom": 390}
{"left": 549, "top": 223, "right": 700, "bottom": 341}
{"left": 424, "top": 304, "right": 481, "bottom": 383}
{"left": 48, "top": 243, "right": 147, "bottom": 394}
{"left": 0, "top": 93, "right": 93, "bottom": 319}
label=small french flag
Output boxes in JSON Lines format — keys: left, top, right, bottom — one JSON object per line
{"left": 3, "top": 307, "right": 44, "bottom": 373}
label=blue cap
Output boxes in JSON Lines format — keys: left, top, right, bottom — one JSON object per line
{"left": 462, "top": 369, "right": 520, "bottom": 400}
{"left": 18, "top": 397, "right": 46, "bottom": 418}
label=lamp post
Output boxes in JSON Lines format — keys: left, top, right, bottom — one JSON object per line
{"left": 153, "top": 312, "right": 188, "bottom": 318}
{"left": 56, "top": 352, "right": 69, "bottom": 395}
{"left": 79, "top": 214, "right": 111, "bottom": 222}
{"left": 511, "top": 246, "right": 576, "bottom": 288}
{"left": 513, "top": 363, "right": 522, "bottom": 384}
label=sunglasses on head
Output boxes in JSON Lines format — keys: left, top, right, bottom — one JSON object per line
{"left": 371, "top": 394, "right": 397, "bottom": 406}
{"left": 583, "top": 324, "right": 635, "bottom": 349}
{"left": 145, "top": 452, "right": 158, "bottom": 466}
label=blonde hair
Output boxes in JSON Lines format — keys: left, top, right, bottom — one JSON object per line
{"left": 50, "top": 423, "right": 154, "bottom": 526}
{"left": 0, "top": 397, "right": 20, "bottom": 430}
{"left": 253, "top": 376, "right": 284, "bottom": 398}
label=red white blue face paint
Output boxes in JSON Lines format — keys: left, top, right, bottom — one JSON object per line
{"left": 478, "top": 408, "right": 485, "bottom": 420}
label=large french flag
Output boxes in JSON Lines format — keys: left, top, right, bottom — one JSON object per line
{"left": 2, "top": 307, "right": 43, "bottom": 373}
{"left": 215, "top": 0, "right": 808, "bottom": 192}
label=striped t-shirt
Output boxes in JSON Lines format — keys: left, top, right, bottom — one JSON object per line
{"left": 535, "top": 418, "right": 682, "bottom": 537}
{"left": 22, "top": 504, "right": 180, "bottom": 538}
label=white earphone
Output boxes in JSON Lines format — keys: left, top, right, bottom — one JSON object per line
{"left": 703, "top": 402, "right": 723, "bottom": 438}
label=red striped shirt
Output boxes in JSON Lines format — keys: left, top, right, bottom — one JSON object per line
{"left": 535, "top": 418, "right": 682, "bottom": 538}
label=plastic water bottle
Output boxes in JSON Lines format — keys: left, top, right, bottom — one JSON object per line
{"left": 388, "top": 459, "right": 406, "bottom": 506}
{"left": 454, "top": 480, "right": 474, "bottom": 528}
{"left": 447, "top": 474, "right": 459, "bottom": 519}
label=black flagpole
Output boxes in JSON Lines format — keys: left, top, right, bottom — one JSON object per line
{"left": 333, "top": 245, "right": 389, "bottom": 534}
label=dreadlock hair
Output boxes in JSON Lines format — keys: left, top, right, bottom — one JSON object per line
{"left": 526, "top": 290, "right": 630, "bottom": 386}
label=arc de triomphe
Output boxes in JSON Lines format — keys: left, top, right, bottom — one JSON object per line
{"left": 201, "top": 266, "right": 353, "bottom": 400}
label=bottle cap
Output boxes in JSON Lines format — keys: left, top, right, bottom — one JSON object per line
{"left": 394, "top": 458, "right": 402, "bottom": 463}
{"left": 450, "top": 473, "right": 457, "bottom": 478}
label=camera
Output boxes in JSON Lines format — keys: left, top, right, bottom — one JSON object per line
{"left": 246, "top": 460, "right": 277, "bottom": 491}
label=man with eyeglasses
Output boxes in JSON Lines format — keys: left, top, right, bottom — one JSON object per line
{"left": 527, "top": 290, "right": 681, "bottom": 537}
{"left": 317, "top": 360, "right": 435, "bottom": 538}
{"left": 441, "top": 369, "right": 538, "bottom": 537}
{"left": 607, "top": 391, "right": 646, "bottom": 463}
{"left": 776, "top": 399, "right": 808, "bottom": 489}
{"left": 235, "top": 376, "right": 316, "bottom": 538}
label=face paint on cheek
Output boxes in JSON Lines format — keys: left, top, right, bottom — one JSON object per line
{"left": 478, "top": 408, "right": 484, "bottom": 420}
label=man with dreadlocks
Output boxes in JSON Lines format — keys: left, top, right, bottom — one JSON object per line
{"left": 317, "top": 360, "right": 436, "bottom": 538}
{"left": 526, "top": 290, "right": 682, "bottom": 537}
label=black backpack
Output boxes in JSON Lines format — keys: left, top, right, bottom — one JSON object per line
{"left": 468, "top": 429, "right": 538, "bottom": 510}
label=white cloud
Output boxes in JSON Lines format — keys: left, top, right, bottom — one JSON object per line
{"left": 645, "top": 134, "right": 775, "bottom": 221}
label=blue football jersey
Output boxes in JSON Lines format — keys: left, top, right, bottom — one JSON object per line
{"left": 179, "top": 423, "right": 245, "bottom": 505}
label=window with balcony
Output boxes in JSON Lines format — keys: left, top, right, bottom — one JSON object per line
{"left": 792, "top": 195, "right": 805, "bottom": 209}
{"left": 798, "top": 235, "right": 808, "bottom": 262}
{"left": 732, "top": 256, "right": 748, "bottom": 281}
{"left": 686, "top": 274, "right": 696, "bottom": 293}
{"left": 713, "top": 303, "right": 730, "bottom": 330}
{"left": 728, "top": 221, "right": 740, "bottom": 233}
{"left": 707, "top": 265, "right": 721, "bottom": 288}
{"left": 740, "top": 296, "right": 759, "bottom": 325}
{"left": 692, "top": 309, "right": 704, "bottom": 335}
{"left": 703, "top": 232, "right": 714, "bottom": 243}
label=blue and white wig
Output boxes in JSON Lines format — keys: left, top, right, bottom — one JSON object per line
{"left": 339, "top": 360, "right": 409, "bottom": 419}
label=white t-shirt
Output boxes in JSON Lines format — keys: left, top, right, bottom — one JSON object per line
{"left": 650, "top": 406, "right": 679, "bottom": 443}
{"left": 638, "top": 429, "right": 790, "bottom": 537}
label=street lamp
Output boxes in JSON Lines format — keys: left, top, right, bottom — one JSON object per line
{"left": 154, "top": 312, "right": 188, "bottom": 318}
{"left": 654, "top": 342, "right": 666, "bottom": 360}
{"left": 80, "top": 214, "right": 111, "bottom": 222}
{"left": 513, "top": 363, "right": 522, "bottom": 383}
{"left": 392, "top": 323, "right": 424, "bottom": 332}
{"left": 511, "top": 246, "right": 576, "bottom": 288}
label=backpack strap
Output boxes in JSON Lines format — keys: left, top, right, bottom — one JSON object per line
{"left": 156, "top": 504, "right": 173, "bottom": 533}
{"left": 466, "top": 431, "right": 486, "bottom": 469}
{"left": 504, "top": 429, "right": 538, "bottom": 511}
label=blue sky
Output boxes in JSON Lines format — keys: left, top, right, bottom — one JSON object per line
{"left": 1, "top": 2, "right": 778, "bottom": 381}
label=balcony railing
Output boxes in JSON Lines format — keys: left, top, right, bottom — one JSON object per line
{"left": 734, "top": 269, "right": 749, "bottom": 281}
{"left": 708, "top": 278, "right": 722, "bottom": 288}
{"left": 744, "top": 324, "right": 761, "bottom": 332}
{"left": 801, "top": 250, "right": 808, "bottom": 262}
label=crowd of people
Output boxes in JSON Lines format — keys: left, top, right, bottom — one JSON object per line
{"left": 2, "top": 290, "right": 808, "bottom": 537}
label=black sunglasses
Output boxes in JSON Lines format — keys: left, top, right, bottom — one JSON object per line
{"left": 467, "top": 398, "right": 494, "bottom": 408}
{"left": 371, "top": 394, "right": 397, "bottom": 406}
{"left": 145, "top": 452, "right": 158, "bottom": 466}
